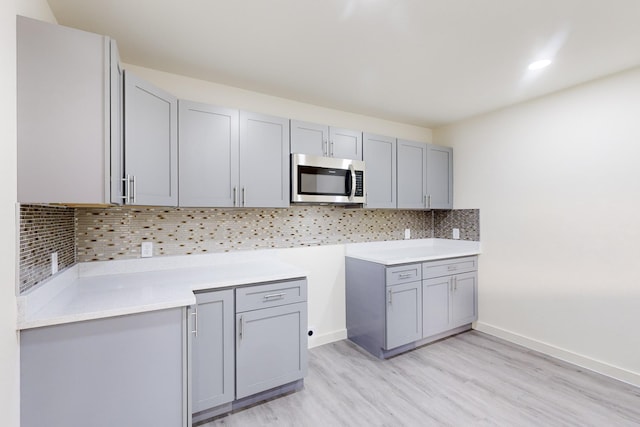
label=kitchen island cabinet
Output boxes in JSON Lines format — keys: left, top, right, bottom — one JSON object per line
{"left": 21, "top": 308, "right": 188, "bottom": 427}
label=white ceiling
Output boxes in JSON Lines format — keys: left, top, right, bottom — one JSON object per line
{"left": 46, "top": 0, "right": 640, "bottom": 128}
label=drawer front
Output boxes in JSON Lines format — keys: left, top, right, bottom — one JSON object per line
{"left": 386, "top": 264, "right": 422, "bottom": 286}
{"left": 236, "top": 279, "right": 307, "bottom": 312}
{"left": 422, "top": 256, "right": 478, "bottom": 279}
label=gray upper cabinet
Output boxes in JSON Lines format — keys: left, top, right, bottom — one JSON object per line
{"left": 291, "top": 120, "right": 362, "bottom": 160}
{"left": 363, "top": 133, "right": 396, "bottom": 208}
{"left": 427, "top": 145, "right": 453, "bottom": 209}
{"left": 17, "top": 16, "right": 118, "bottom": 204}
{"left": 123, "top": 70, "right": 178, "bottom": 206}
{"left": 21, "top": 308, "right": 188, "bottom": 427}
{"left": 239, "top": 111, "right": 290, "bottom": 208}
{"left": 397, "top": 139, "right": 428, "bottom": 209}
{"left": 191, "top": 289, "right": 235, "bottom": 414}
{"left": 178, "top": 101, "right": 239, "bottom": 207}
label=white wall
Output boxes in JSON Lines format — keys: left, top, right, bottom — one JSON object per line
{"left": 0, "top": 0, "right": 19, "bottom": 424}
{"left": 435, "top": 67, "right": 640, "bottom": 386}
{"left": 123, "top": 63, "right": 433, "bottom": 144}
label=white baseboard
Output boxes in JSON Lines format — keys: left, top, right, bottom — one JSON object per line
{"left": 474, "top": 321, "right": 640, "bottom": 388}
{"left": 308, "top": 328, "right": 347, "bottom": 349}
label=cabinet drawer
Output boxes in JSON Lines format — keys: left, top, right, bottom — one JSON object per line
{"left": 236, "top": 279, "right": 307, "bottom": 312}
{"left": 422, "top": 256, "right": 477, "bottom": 279}
{"left": 386, "top": 264, "right": 421, "bottom": 285}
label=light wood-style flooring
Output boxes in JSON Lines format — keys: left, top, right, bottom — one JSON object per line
{"left": 205, "top": 331, "right": 640, "bottom": 426}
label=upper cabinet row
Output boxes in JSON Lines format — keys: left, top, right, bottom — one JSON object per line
{"left": 17, "top": 16, "right": 451, "bottom": 210}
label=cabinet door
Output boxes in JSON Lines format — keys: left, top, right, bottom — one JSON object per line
{"left": 290, "top": 120, "right": 328, "bottom": 157}
{"left": 236, "top": 302, "right": 307, "bottom": 399}
{"left": 17, "top": 16, "right": 111, "bottom": 204}
{"left": 192, "top": 290, "right": 235, "bottom": 413}
{"left": 385, "top": 281, "right": 422, "bottom": 350}
{"left": 397, "top": 139, "right": 427, "bottom": 209}
{"left": 109, "top": 40, "right": 124, "bottom": 204}
{"left": 363, "top": 133, "right": 396, "bottom": 208}
{"left": 178, "top": 101, "right": 239, "bottom": 207}
{"left": 330, "top": 127, "right": 363, "bottom": 160}
{"left": 21, "top": 309, "right": 187, "bottom": 427}
{"left": 427, "top": 145, "right": 453, "bottom": 209}
{"left": 124, "top": 70, "right": 178, "bottom": 206}
{"left": 239, "top": 111, "right": 290, "bottom": 207}
{"left": 451, "top": 271, "right": 477, "bottom": 327}
{"left": 422, "top": 277, "right": 452, "bottom": 337}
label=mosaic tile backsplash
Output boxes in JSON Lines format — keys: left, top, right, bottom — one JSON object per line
{"left": 19, "top": 204, "right": 480, "bottom": 293}
{"left": 20, "top": 205, "right": 76, "bottom": 293}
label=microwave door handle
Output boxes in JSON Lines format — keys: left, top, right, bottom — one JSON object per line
{"left": 348, "top": 164, "right": 356, "bottom": 201}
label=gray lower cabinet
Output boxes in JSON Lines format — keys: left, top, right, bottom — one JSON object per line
{"left": 20, "top": 308, "right": 188, "bottom": 427}
{"left": 346, "top": 256, "right": 478, "bottom": 359}
{"left": 17, "top": 16, "right": 120, "bottom": 204}
{"left": 290, "top": 120, "right": 362, "bottom": 160}
{"left": 363, "top": 133, "right": 397, "bottom": 208}
{"left": 123, "top": 70, "right": 178, "bottom": 206}
{"left": 191, "top": 290, "right": 235, "bottom": 414}
{"left": 235, "top": 280, "right": 308, "bottom": 399}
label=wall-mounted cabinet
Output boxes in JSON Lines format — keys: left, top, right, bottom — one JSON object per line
{"left": 363, "top": 133, "right": 397, "bottom": 209}
{"left": 123, "top": 70, "right": 178, "bottom": 206}
{"left": 17, "top": 16, "right": 120, "bottom": 205}
{"left": 179, "top": 101, "right": 289, "bottom": 208}
{"left": 290, "top": 120, "right": 362, "bottom": 160}
{"left": 397, "top": 140, "right": 453, "bottom": 210}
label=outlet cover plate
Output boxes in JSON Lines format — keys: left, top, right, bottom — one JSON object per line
{"left": 141, "top": 242, "right": 153, "bottom": 258}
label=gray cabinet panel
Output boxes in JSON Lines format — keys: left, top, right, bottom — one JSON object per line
{"left": 422, "top": 277, "right": 451, "bottom": 337}
{"left": 109, "top": 40, "right": 124, "bottom": 204}
{"left": 178, "top": 101, "right": 239, "bottom": 207}
{"left": 427, "top": 145, "right": 453, "bottom": 209}
{"left": 330, "top": 127, "right": 363, "bottom": 160}
{"left": 290, "top": 120, "right": 328, "bottom": 157}
{"left": 240, "top": 111, "right": 290, "bottom": 207}
{"left": 236, "top": 302, "right": 308, "bottom": 399}
{"left": 451, "top": 271, "right": 477, "bottom": 327}
{"left": 192, "top": 290, "right": 235, "bottom": 413}
{"left": 17, "top": 16, "right": 112, "bottom": 204}
{"left": 397, "top": 139, "right": 427, "bottom": 209}
{"left": 124, "top": 70, "right": 178, "bottom": 206}
{"left": 363, "top": 133, "right": 396, "bottom": 208}
{"left": 21, "top": 308, "right": 186, "bottom": 427}
{"left": 385, "top": 281, "right": 422, "bottom": 350}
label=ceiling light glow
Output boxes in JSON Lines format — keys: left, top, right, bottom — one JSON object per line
{"left": 528, "top": 59, "right": 552, "bottom": 71}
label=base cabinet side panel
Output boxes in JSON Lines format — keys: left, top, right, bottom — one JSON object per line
{"left": 20, "top": 309, "right": 185, "bottom": 427}
{"left": 236, "top": 302, "right": 307, "bottom": 399}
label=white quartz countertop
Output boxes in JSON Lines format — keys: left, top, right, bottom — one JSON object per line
{"left": 18, "top": 252, "right": 307, "bottom": 330}
{"left": 345, "top": 238, "right": 481, "bottom": 265}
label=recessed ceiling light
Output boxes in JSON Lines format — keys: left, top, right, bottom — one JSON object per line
{"left": 528, "top": 59, "right": 552, "bottom": 71}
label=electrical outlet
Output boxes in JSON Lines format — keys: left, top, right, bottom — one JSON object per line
{"left": 452, "top": 228, "right": 460, "bottom": 240}
{"left": 141, "top": 242, "right": 153, "bottom": 258}
{"left": 404, "top": 228, "right": 411, "bottom": 239}
{"left": 51, "top": 252, "right": 58, "bottom": 275}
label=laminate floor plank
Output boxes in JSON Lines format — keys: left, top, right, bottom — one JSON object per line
{"left": 204, "top": 331, "right": 640, "bottom": 427}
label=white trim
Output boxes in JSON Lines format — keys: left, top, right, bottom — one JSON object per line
{"left": 308, "top": 328, "right": 347, "bottom": 349}
{"left": 474, "top": 321, "right": 640, "bottom": 388}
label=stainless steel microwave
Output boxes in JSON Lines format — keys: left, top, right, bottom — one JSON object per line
{"left": 291, "top": 154, "right": 365, "bottom": 204}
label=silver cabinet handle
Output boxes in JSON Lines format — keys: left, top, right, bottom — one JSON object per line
{"left": 428, "top": 194, "right": 431, "bottom": 208}
{"left": 323, "top": 140, "right": 328, "bottom": 156}
{"left": 388, "top": 289, "right": 393, "bottom": 305}
{"left": 191, "top": 307, "right": 198, "bottom": 337}
{"left": 131, "top": 175, "right": 136, "bottom": 204}
{"left": 263, "top": 292, "right": 286, "bottom": 300}
{"left": 447, "top": 265, "right": 458, "bottom": 271}
{"left": 424, "top": 194, "right": 427, "bottom": 208}
{"left": 242, "top": 187, "right": 246, "bottom": 206}
{"left": 398, "top": 273, "right": 412, "bottom": 279}
{"left": 239, "top": 315, "right": 244, "bottom": 341}
{"left": 454, "top": 276, "right": 458, "bottom": 291}
{"left": 233, "top": 187, "right": 237, "bottom": 207}
{"left": 330, "top": 141, "right": 334, "bottom": 157}
{"left": 121, "top": 175, "right": 131, "bottom": 203}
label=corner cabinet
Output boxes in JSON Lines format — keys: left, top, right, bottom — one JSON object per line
{"left": 20, "top": 308, "right": 189, "bottom": 427}
{"left": 346, "top": 256, "right": 477, "bottom": 359}
{"left": 290, "top": 120, "right": 362, "bottom": 160}
{"left": 397, "top": 140, "right": 453, "bottom": 210}
{"left": 363, "top": 133, "right": 397, "bottom": 209}
{"left": 178, "top": 101, "right": 289, "bottom": 208}
{"left": 123, "top": 70, "right": 178, "bottom": 206}
{"left": 17, "top": 16, "right": 121, "bottom": 204}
